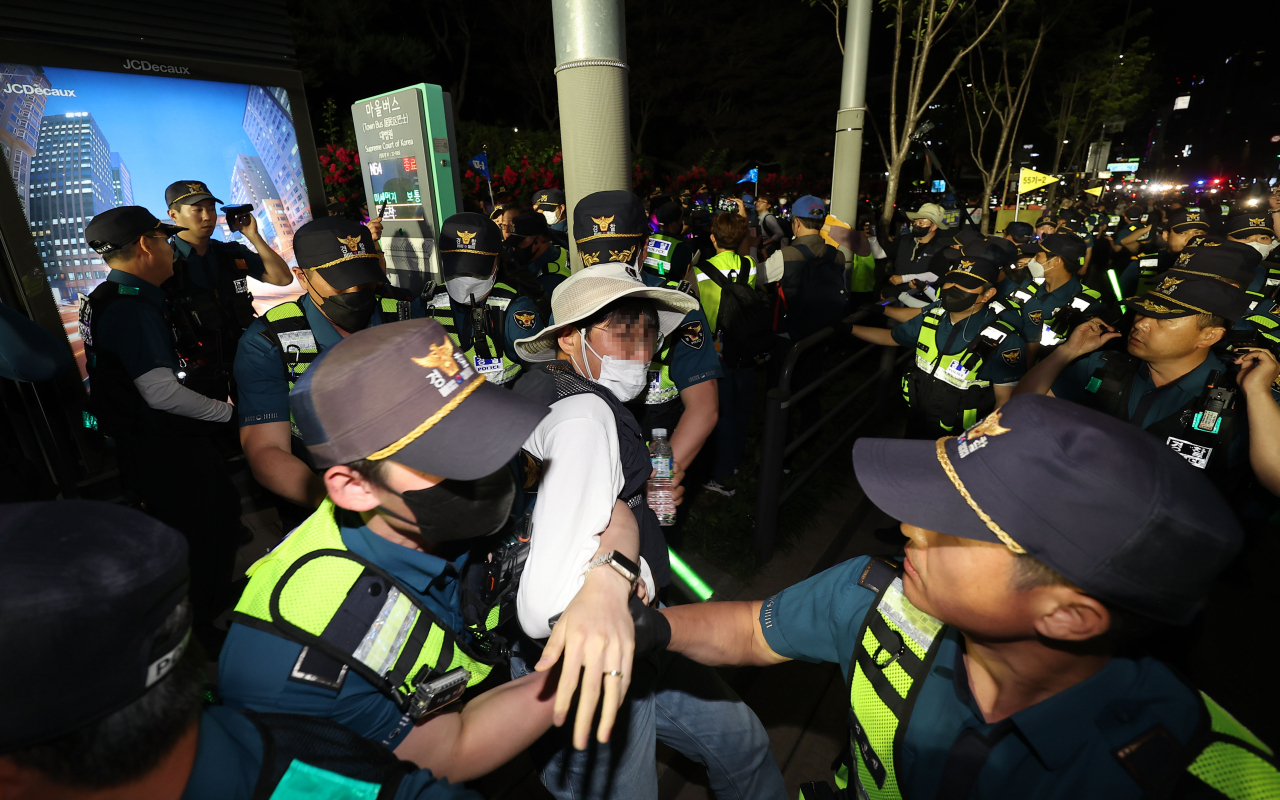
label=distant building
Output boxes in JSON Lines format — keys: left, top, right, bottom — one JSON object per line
{"left": 27, "top": 112, "right": 116, "bottom": 303}
{"left": 242, "top": 85, "right": 310, "bottom": 235}
{"left": 0, "top": 64, "right": 51, "bottom": 217}
{"left": 109, "top": 152, "right": 132, "bottom": 207}
{"left": 229, "top": 152, "right": 294, "bottom": 262}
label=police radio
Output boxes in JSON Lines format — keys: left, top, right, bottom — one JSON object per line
{"left": 1192, "top": 370, "right": 1236, "bottom": 435}
{"left": 955, "top": 324, "right": 1008, "bottom": 373}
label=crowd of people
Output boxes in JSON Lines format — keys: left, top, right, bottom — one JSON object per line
{"left": 1, "top": 172, "right": 1278, "bottom": 800}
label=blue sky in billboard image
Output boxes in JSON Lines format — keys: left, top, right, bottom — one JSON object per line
{"left": 42, "top": 66, "right": 258, "bottom": 224}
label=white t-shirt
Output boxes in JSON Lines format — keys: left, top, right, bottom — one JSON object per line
{"left": 516, "top": 392, "right": 655, "bottom": 639}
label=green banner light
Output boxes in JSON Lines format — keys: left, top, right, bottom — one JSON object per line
{"left": 1106, "top": 269, "right": 1124, "bottom": 302}
{"left": 668, "top": 548, "right": 713, "bottom": 601}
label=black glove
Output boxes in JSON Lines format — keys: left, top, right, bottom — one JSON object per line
{"left": 630, "top": 594, "right": 671, "bottom": 655}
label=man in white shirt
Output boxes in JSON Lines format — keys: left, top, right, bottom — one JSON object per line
{"left": 509, "top": 191, "right": 785, "bottom": 800}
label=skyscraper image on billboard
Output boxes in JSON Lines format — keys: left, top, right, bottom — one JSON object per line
{"left": 1, "top": 64, "right": 313, "bottom": 314}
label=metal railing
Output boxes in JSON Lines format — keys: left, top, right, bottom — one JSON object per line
{"left": 753, "top": 308, "right": 905, "bottom": 561}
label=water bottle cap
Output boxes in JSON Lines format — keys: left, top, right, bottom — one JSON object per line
{"left": 652, "top": 428, "right": 667, "bottom": 437}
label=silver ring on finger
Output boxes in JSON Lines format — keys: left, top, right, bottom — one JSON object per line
{"left": 607, "top": 669, "right": 623, "bottom": 678}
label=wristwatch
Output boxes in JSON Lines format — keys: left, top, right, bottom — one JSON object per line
{"left": 584, "top": 551, "right": 641, "bottom": 592}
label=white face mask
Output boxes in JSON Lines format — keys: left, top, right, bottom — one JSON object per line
{"left": 541, "top": 210, "right": 560, "bottom": 225}
{"left": 446, "top": 272, "right": 496, "bottom": 305}
{"left": 1028, "top": 256, "right": 1047, "bottom": 279}
{"left": 1246, "top": 240, "right": 1278, "bottom": 258}
{"left": 574, "top": 328, "right": 649, "bottom": 402}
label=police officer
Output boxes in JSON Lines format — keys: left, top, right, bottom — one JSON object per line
{"left": 1221, "top": 214, "right": 1280, "bottom": 294}
{"left": 1015, "top": 272, "right": 1253, "bottom": 490}
{"left": 1033, "top": 214, "right": 1058, "bottom": 239}
{"left": 234, "top": 216, "right": 423, "bottom": 513}
{"left": 533, "top": 186, "right": 569, "bottom": 247}
{"left": 164, "top": 180, "right": 293, "bottom": 400}
{"left": 424, "top": 213, "right": 546, "bottom": 387}
{"left": 79, "top": 206, "right": 240, "bottom": 652}
{"left": 1002, "top": 220, "right": 1034, "bottom": 245}
{"left": 632, "top": 202, "right": 724, "bottom": 493}
{"left": 0, "top": 501, "right": 483, "bottom": 800}
{"left": 641, "top": 394, "right": 1278, "bottom": 799}
{"left": 1019, "top": 233, "right": 1103, "bottom": 353}
{"left": 510, "top": 209, "right": 570, "bottom": 295}
{"left": 853, "top": 255, "right": 1026, "bottom": 439}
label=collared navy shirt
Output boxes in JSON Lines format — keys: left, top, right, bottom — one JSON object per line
{"left": 1053, "top": 349, "right": 1226, "bottom": 430}
{"left": 173, "top": 236, "right": 265, "bottom": 290}
{"left": 760, "top": 556, "right": 1205, "bottom": 799}
{"left": 218, "top": 507, "right": 468, "bottom": 750}
{"left": 1018, "top": 276, "right": 1101, "bottom": 345}
{"left": 94, "top": 269, "right": 177, "bottom": 379}
{"left": 181, "top": 705, "right": 479, "bottom": 799}
{"left": 234, "top": 292, "right": 424, "bottom": 426}
{"left": 891, "top": 302, "right": 1027, "bottom": 385}
{"left": 446, "top": 293, "right": 545, "bottom": 364}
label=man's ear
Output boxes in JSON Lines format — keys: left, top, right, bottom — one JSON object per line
{"left": 556, "top": 326, "right": 580, "bottom": 354}
{"left": 979, "top": 285, "right": 998, "bottom": 304}
{"left": 1198, "top": 324, "right": 1226, "bottom": 349}
{"left": 324, "top": 465, "right": 382, "bottom": 513}
{"left": 167, "top": 206, "right": 180, "bottom": 224}
{"left": 1032, "top": 586, "right": 1111, "bottom": 642}
{"left": 709, "top": 233, "right": 719, "bottom": 249}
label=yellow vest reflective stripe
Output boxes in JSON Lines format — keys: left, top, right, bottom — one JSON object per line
{"left": 643, "top": 345, "right": 681, "bottom": 405}
{"left": 545, "top": 246, "right": 570, "bottom": 278}
{"left": 426, "top": 285, "right": 522, "bottom": 385}
{"left": 911, "top": 308, "right": 998, "bottom": 392}
{"left": 696, "top": 250, "right": 755, "bottom": 332}
{"left": 644, "top": 233, "right": 683, "bottom": 278}
{"left": 232, "top": 498, "right": 492, "bottom": 710}
{"left": 1188, "top": 694, "right": 1280, "bottom": 798}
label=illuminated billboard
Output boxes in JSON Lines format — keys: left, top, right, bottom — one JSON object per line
{"left": 1, "top": 64, "right": 313, "bottom": 318}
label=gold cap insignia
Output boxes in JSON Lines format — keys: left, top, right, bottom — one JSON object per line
{"left": 609, "top": 245, "right": 637, "bottom": 264}
{"left": 1157, "top": 276, "right": 1184, "bottom": 293}
{"left": 965, "top": 409, "right": 1011, "bottom": 439}
{"left": 957, "top": 259, "right": 975, "bottom": 271}
{"left": 457, "top": 230, "right": 478, "bottom": 246}
{"left": 411, "top": 339, "right": 460, "bottom": 377}
{"left": 591, "top": 215, "right": 615, "bottom": 231}
{"left": 337, "top": 235, "right": 363, "bottom": 253}
{"left": 186, "top": 182, "right": 206, "bottom": 193}
{"left": 1176, "top": 252, "right": 1194, "bottom": 266}
{"left": 581, "top": 250, "right": 601, "bottom": 267}
{"left": 1186, "top": 212, "right": 1200, "bottom": 221}
{"left": 1249, "top": 218, "right": 1265, "bottom": 227}
{"left": 539, "top": 194, "right": 548, "bottom": 203}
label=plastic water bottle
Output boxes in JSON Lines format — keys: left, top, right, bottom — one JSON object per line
{"left": 648, "top": 428, "right": 677, "bottom": 526}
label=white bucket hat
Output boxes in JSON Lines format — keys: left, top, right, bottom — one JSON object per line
{"left": 907, "top": 202, "right": 950, "bottom": 229}
{"left": 513, "top": 262, "right": 699, "bottom": 362}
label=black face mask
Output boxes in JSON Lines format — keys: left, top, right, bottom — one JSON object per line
{"left": 513, "top": 242, "right": 537, "bottom": 266}
{"left": 378, "top": 466, "right": 516, "bottom": 542}
{"left": 911, "top": 225, "right": 932, "bottom": 238}
{"left": 320, "top": 289, "right": 377, "bottom": 331}
{"left": 941, "top": 285, "right": 979, "bottom": 313}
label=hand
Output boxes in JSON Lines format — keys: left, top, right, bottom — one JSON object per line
{"left": 670, "top": 461, "right": 686, "bottom": 507}
{"left": 534, "top": 565, "right": 635, "bottom": 750}
{"left": 232, "top": 212, "right": 259, "bottom": 238}
{"left": 367, "top": 217, "right": 384, "bottom": 242}
{"left": 908, "top": 279, "right": 924, "bottom": 291}
{"left": 1062, "top": 316, "right": 1121, "bottom": 358}
{"left": 1236, "top": 348, "right": 1280, "bottom": 398}
{"left": 889, "top": 274, "right": 905, "bottom": 285}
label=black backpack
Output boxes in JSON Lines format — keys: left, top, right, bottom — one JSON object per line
{"left": 697, "top": 254, "right": 775, "bottom": 368}
{"left": 782, "top": 243, "right": 849, "bottom": 340}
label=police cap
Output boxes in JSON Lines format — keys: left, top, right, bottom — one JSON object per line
{"left": 853, "top": 395, "right": 1243, "bottom": 626}
{"left": 440, "top": 212, "right": 503, "bottom": 278}
{"left": 0, "top": 501, "right": 191, "bottom": 752}
{"left": 980, "top": 237, "right": 1018, "bottom": 270}
{"left": 1130, "top": 272, "right": 1249, "bottom": 322}
{"left": 946, "top": 254, "right": 1000, "bottom": 289}
{"left": 84, "top": 205, "right": 185, "bottom": 255}
{"left": 1004, "top": 221, "right": 1034, "bottom": 243}
{"left": 1223, "top": 214, "right": 1273, "bottom": 239}
{"left": 1168, "top": 245, "right": 1257, "bottom": 288}
{"left": 512, "top": 209, "right": 550, "bottom": 240}
{"left": 290, "top": 318, "right": 548, "bottom": 484}
{"left": 1038, "top": 233, "right": 1087, "bottom": 269}
{"left": 1034, "top": 215, "right": 1056, "bottom": 228}
{"left": 1169, "top": 209, "right": 1212, "bottom": 233}
{"left": 293, "top": 216, "right": 386, "bottom": 290}
{"left": 574, "top": 190, "right": 649, "bottom": 267}
{"left": 164, "top": 179, "right": 222, "bottom": 207}
{"left": 532, "top": 187, "right": 565, "bottom": 211}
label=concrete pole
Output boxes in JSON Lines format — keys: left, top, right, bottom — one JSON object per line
{"left": 551, "top": 0, "right": 631, "bottom": 271}
{"left": 829, "top": 0, "right": 873, "bottom": 261}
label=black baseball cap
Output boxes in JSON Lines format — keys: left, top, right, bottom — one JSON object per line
{"left": 655, "top": 201, "right": 683, "bottom": 226}
{"left": 512, "top": 210, "right": 550, "bottom": 240}
{"left": 946, "top": 254, "right": 1000, "bottom": 289}
{"left": 294, "top": 216, "right": 386, "bottom": 291}
{"left": 574, "top": 190, "right": 649, "bottom": 267}
{"left": 1168, "top": 246, "right": 1257, "bottom": 288}
{"left": 85, "top": 206, "right": 185, "bottom": 255}
{"left": 1005, "top": 221, "right": 1034, "bottom": 242}
{"left": 1057, "top": 218, "right": 1086, "bottom": 236}
{"left": 979, "top": 237, "right": 1018, "bottom": 270}
{"left": 1129, "top": 272, "right": 1249, "bottom": 322}
{"left": 953, "top": 228, "right": 985, "bottom": 248}
{"left": 1169, "top": 209, "right": 1212, "bottom": 233}
{"left": 440, "top": 212, "right": 502, "bottom": 278}
{"left": 533, "top": 187, "right": 566, "bottom": 210}
{"left": 290, "top": 318, "right": 548, "bottom": 481}
{"left": 1014, "top": 241, "right": 1041, "bottom": 260}
{"left": 1034, "top": 215, "right": 1057, "bottom": 228}
{"left": 853, "top": 395, "right": 1243, "bottom": 625}
{"left": 164, "top": 179, "right": 222, "bottom": 207}
{"left": 0, "top": 501, "right": 191, "bottom": 752}
{"left": 1224, "top": 214, "right": 1273, "bottom": 239}
{"left": 1039, "top": 233, "right": 1087, "bottom": 269}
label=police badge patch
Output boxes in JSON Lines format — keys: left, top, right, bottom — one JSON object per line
{"left": 1028, "top": 310, "right": 1043, "bottom": 326}
{"left": 678, "top": 321, "right": 705, "bottom": 349}
{"left": 513, "top": 310, "right": 537, "bottom": 330}
{"left": 1001, "top": 348, "right": 1022, "bottom": 366}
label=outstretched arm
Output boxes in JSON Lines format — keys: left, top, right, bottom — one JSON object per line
{"left": 661, "top": 600, "right": 789, "bottom": 668}
{"left": 1014, "top": 317, "right": 1119, "bottom": 397}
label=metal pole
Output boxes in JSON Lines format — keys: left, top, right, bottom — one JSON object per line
{"left": 829, "top": 0, "right": 872, "bottom": 261}
{"left": 551, "top": 0, "right": 631, "bottom": 271}
{"left": 754, "top": 387, "right": 789, "bottom": 562}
